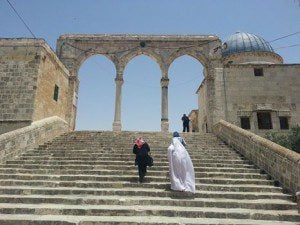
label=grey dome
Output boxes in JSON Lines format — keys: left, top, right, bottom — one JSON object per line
{"left": 222, "top": 32, "right": 274, "bottom": 56}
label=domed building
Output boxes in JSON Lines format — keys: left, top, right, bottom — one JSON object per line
{"left": 197, "top": 32, "right": 300, "bottom": 135}
{"left": 222, "top": 32, "right": 283, "bottom": 64}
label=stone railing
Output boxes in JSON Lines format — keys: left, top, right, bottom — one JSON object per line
{"left": 0, "top": 116, "right": 69, "bottom": 163}
{"left": 213, "top": 120, "right": 300, "bottom": 196}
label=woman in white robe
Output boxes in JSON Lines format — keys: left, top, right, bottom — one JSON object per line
{"left": 167, "top": 132, "right": 195, "bottom": 193}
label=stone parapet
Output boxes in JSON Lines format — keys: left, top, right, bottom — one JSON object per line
{"left": 0, "top": 116, "right": 69, "bottom": 163}
{"left": 213, "top": 120, "right": 300, "bottom": 195}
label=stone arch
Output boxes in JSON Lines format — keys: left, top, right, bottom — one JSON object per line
{"left": 122, "top": 54, "right": 162, "bottom": 131}
{"left": 76, "top": 54, "right": 116, "bottom": 130}
{"left": 120, "top": 49, "right": 164, "bottom": 75}
{"left": 167, "top": 54, "right": 205, "bottom": 132}
{"left": 56, "top": 34, "right": 224, "bottom": 132}
{"left": 75, "top": 50, "right": 118, "bottom": 77}
{"left": 166, "top": 49, "right": 209, "bottom": 71}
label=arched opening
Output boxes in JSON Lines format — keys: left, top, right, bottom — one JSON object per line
{"left": 76, "top": 55, "right": 116, "bottom": 130}
{"left": 123, "top": 55, "right": 161, "bottom": 131}
{"left": 168, "top": 55, "right": 204, "bottom": 132}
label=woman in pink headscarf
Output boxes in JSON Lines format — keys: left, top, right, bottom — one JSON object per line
{"left": 133, "top": 137, "right": 151, "bottom": 183}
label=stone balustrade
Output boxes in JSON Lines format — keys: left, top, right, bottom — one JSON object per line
{"left": 0, "top": 116, "right": 69, "bottom": 163}
{"left": 213, "top": 119, "right": 300, "bottom": 196}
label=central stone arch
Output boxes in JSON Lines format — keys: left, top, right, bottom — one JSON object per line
{"left": 56, "top": 34, "right": 223, "bottom": 132}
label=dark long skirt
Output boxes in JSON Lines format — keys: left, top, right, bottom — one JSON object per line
{"left": 136, "top": 156, "right": 147, "bottom": 182}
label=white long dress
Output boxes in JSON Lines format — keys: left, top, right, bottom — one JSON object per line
{"left": 167, "top": 137, "right": 195, "bottom": 193}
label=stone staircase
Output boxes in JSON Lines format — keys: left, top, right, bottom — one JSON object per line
{"left": 0, "top": 131, "right": 299, "bottom": 225}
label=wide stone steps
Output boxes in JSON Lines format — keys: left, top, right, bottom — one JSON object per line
{"left": 17, "top": 154, "right": 242, "bottom": 159}
{"left": 6, "top": 159, "right": 252, "bottom": 165}
{"left": 0, "top": 195, "right": 295, "bottom": 210}
{"left": 0, "top": 162, "right": 256, "bottom": 169}
{"left": 0, "top": 180, "right": 283, "bottom": 193}
{"left": 0, "top": 214, "right": 299, "bottom": 225}
{"left": 22, "top": 149, "right": 239, "bottom": 155}
{"left": 0, "top": 131, "right": 298, "bottom": 224}
{"left": 1, "top": 214, "right": 299, "bottom": 225}
{"left": 0, "top": 166, "right": 261, "bottom": 174}
{"left": 39, "top": 144, "right": 230, "bottom": 149}
{"left": 0, "top": 172, "right": 270, "bottom": 181}
{"left": 0, "top": 186, "right": 292, "bottom": 200}
{"left": 0, "top": 203, "right": 299, "bottom": 222}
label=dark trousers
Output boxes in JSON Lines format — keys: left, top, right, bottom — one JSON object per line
{"left": 138, "top": 163, "right": 147, "bottom": 182}
{"left": 183, "top": 124, "right": 190, "bottom": 132}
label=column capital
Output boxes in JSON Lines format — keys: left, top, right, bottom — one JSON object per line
{"left": 115, "top": 77, "right": 124, "bottom": 85}
{"left": 160, "top": 78, "right": 169, "bottom": 87}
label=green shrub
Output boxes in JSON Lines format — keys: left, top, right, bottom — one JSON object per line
{"left": 265, "top": 125, "right": 300, "bottom": 153}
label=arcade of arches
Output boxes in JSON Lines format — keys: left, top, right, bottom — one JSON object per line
{"left": 56, "top": 34, "right": 225, "bottom": 132}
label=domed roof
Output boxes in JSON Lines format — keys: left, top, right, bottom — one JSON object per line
{"left": 222, "top": 32, "right": 274, "bottom": 57}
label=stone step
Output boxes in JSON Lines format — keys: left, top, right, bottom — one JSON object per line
{"left": 21, "top": 153, "right": 238, "bottom": 159}
{"left": 0, "top": 163, "right": 256, "bottom": 170}
{"left": 33, "top": 148, "right": 234, "bottom": 153}
{"left": 41, "top": 138, "right": 225, "bottom": 143}
{"left": 54, "top": 134, "right": 212, "bottom": 139}
{"left": 20, "top": 150, "right": 240, "bottom": 156}
{"left": 1, "top": 214, "right": 299, "bottom": 225}
{"left": 0, "top": 203, "right": 298, "bottom": 221}
{"left": 1, "top": 173, "right": 270, "bottom": 185}
{"left": 18, "top": 151, "right": 241, "bottom": 157}
{"left": 42, "top": 141, "right": 224, "bottom": 144}
{"left": 7, "top": 159, "right": 250, "bottom": 165}
{"left": 46, "top": 141, "right": 226, "bottom": 145}
{"left": 0, "top": 186, "right": 292, "bottom": 200}
{"left": 0, "top": 172, "right": 269, "bottom": 181}
{"left": 0, "top": 195, "right": 296, "bottom": 210}
{"left": 51, "top": 134, "right": 218, "bottom": 139}
{"left": 0, "top": 167, "right": 262, "bottom": 175}
{"left": 16, "top": 156, "right": 243, "bottom": 162}
{"left": 0, "top": 180, "right": 283, "bottom": 193}
{"left": 0, "top": 167, "right": 273, "bottom": 186}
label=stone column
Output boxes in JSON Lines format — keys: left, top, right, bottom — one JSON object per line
{"left": 67, "top": 75, "right": 79, "bottom": 131}
{"left": 112, "top": 77, "right": 124, "bottom": 132}
{"left": 206, "top": 61, "right": 227, "bottom": 132}
{"left": 161, "top": 78, "right": 169, "bottom": 132}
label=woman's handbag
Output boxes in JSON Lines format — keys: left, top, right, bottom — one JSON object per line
{"left": 147, "top": 155, "right": 153, "bottom": 167}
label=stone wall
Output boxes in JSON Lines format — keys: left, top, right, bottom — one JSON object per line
{"left": 0, "top": 39, "right": 41, "bottom": 134}
{"left": 0, "top": 121, "right": 31, "bottom": 134}
{"left": 0, "top": 116, "right": 69, "bottom": 163}
{"left": 214, "top": 120, "right": 300, "bottom": 195}
{"left": 0, "top": 38, "right": 70, "bottom": 134}
{"left": 223, "top": 51, "right": 283, "bottom": 64}
{"left": 223, "top": 64, "right": 300, "bottom": 135}
{"left": 33, "top": 43, "right": 69, "bottom": 122}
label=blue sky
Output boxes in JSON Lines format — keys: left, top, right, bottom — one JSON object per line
{"left": 1, "top": 0, "right": 299, "bottom": 131}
